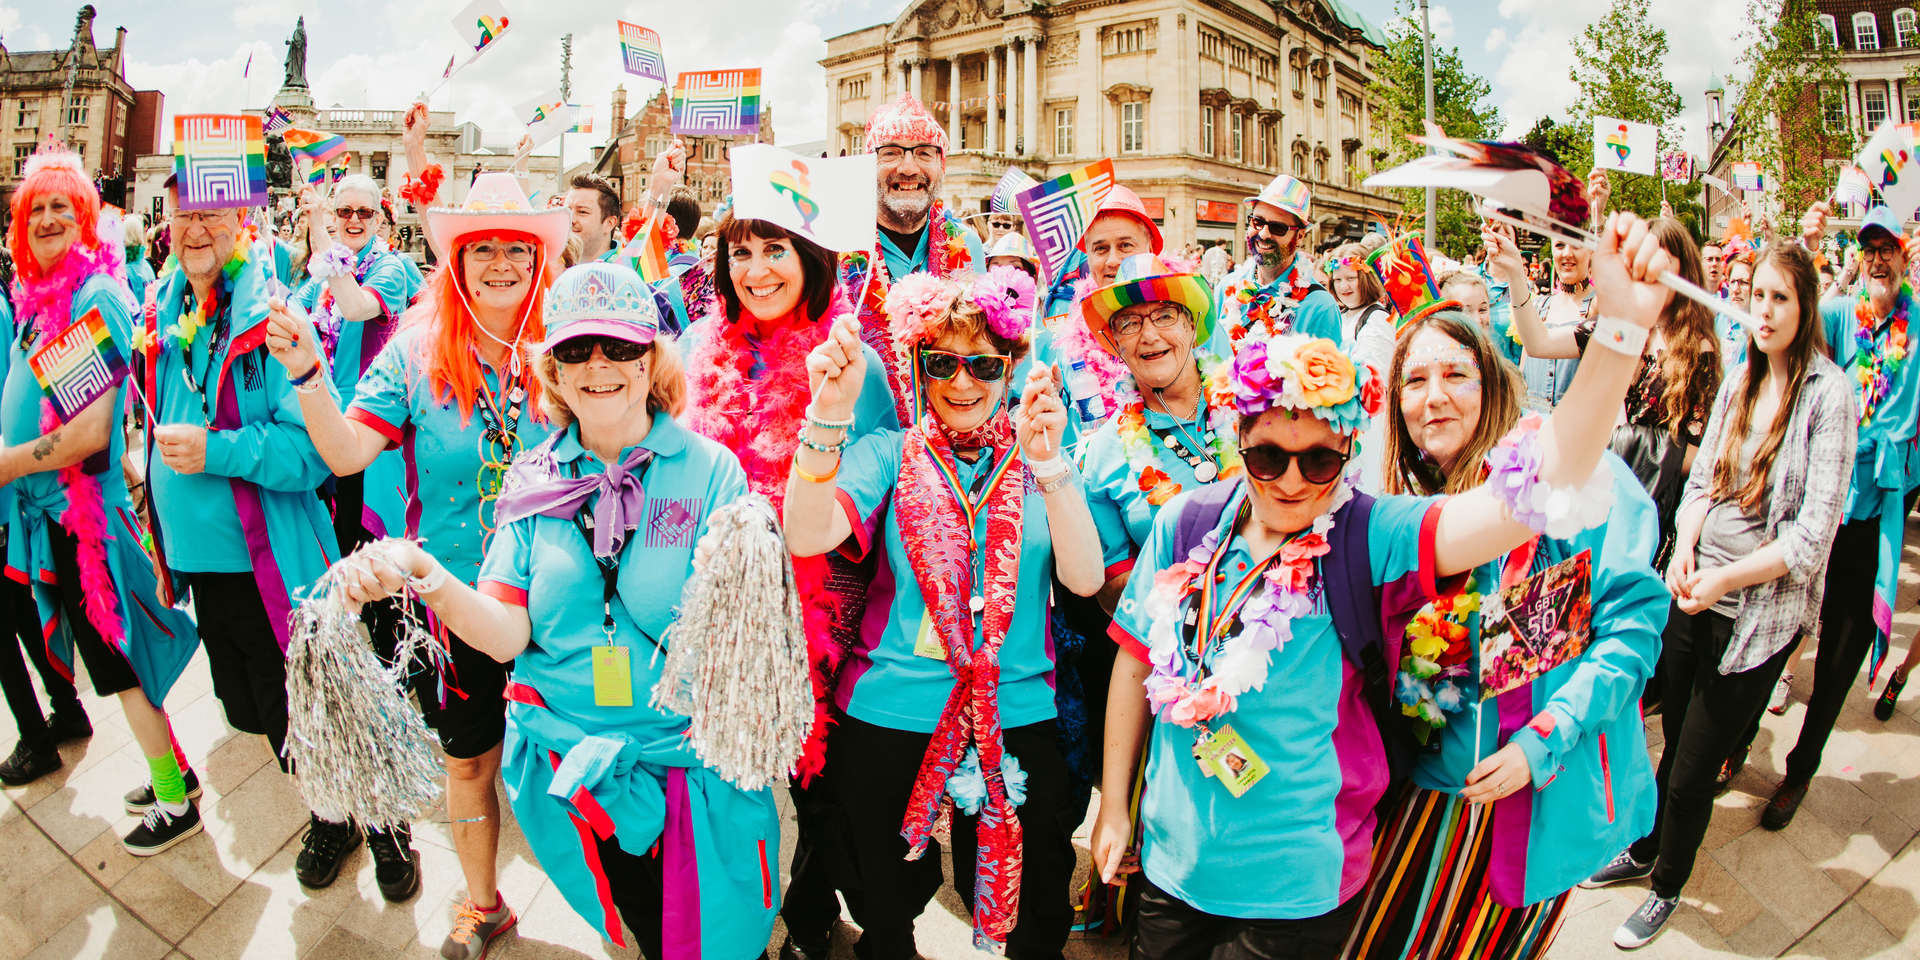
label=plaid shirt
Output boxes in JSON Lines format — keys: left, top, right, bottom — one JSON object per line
{"left": 1680, "top": 354, "right": 1859, "bottom": 674}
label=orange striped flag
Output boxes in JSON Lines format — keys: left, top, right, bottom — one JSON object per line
{"left": 621, "top": 218, "right": 671, "bottom": 284}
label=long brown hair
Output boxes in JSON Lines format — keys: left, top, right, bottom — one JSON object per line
{"left": 1326, "top": 242, "right": 1386, "bottom": 310}
{"left": 1708, "top": 243, "right": 1828, "bottom": 514}
{"left": 1650, "top": 218, "right": 1722, "bottom": 442}
{"left": 712, "top": 214, "right": 837, "bottom": 322}
{"left": 1381, "top": 310, "right": 1526, "bottom": 495}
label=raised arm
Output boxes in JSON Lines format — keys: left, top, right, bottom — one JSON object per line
{"left": 262, "top": 299, "right": 388, "bottom": 475}
{"left": 1491, "top": 223, "right": 1579, "bottom": 359}
{"left": 1014, "top": 362, "right": 1104, "bottom": 597}
{"left": 783, "top": 314, "right": 863, "bottom": 556}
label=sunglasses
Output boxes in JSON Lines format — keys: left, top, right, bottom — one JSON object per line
{"left": 552, "top": 335, "right": 651, "bottom": 364}
{"left": 920, "top": 349, "right": 1011, "bottom": 382}
{"left": 334, "top": 207, "right": 378, "bottom": 221}
{"left": 1246, "top": 215, "right": 1302, "bottom": 238}
{"left": 1237, "top": 443, "right": 1350, "bottom": 484}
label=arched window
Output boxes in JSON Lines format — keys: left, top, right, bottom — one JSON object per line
{"left": 1855, "top": 11, "right": 1881, "bottom": 49}
{"left": 1896, "top": 8, "right": 1917, "bottom": 46}
{"left": 1816, "top": 14, "right": 1840, "bottom": 48}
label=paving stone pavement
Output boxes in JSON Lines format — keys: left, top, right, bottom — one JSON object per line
{"left": 7, "top": 531, "right": 1920, "bottom": 960}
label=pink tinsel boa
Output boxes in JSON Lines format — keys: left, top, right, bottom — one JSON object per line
{"left": 11, "top": 242, "right": 127, "bottom": 340}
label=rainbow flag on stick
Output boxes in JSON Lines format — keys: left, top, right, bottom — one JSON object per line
{"left": 172, "top": 114, "right": 269, "bottom": 211}
{"left": 29, "top": 308, "right": 128, "bottom": 423}
{"left": 263, "top": 106, "right": 292, "bottom": 134}
{"left": 305, "top": 153, "right": 353, "bottom": 184}
{"left": 282, "top": 127, "right": 347, "bottom": 166}
{"left": 1013, "top": 158, "right": 1115, "bottom": 280}
{"left": 620, "top": 218, "right": 671, "bottom": 284}
{"left": 453, "top": 0, "right": 512, "bottom": 54}
{"left": 618, "top": 22, "right": 666, "bottom": 83}
{"left": 671, "top": 69, "right": 761, "bottom": 136}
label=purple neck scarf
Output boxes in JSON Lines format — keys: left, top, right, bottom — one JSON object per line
{"left": 494, "top": 443, "right": 654, "bottom": 557}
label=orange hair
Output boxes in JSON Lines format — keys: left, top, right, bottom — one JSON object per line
{"left": 7, "top": 149, "right": 101, "bottom": 282}
{"left": 405, "top": 230, "right": 557, "bottom": 426}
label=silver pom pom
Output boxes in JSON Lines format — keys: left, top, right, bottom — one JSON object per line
{"left": 652, "top": 495, "right": 813, "bottom": 791}
{"left": 283, "top": 553, "right": 446, "bottom": 830}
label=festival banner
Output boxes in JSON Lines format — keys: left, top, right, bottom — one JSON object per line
{"left": 282, "top": 127, "right": 346, "bottom": 166}
{"left": 453, "top": 0, "right": 512, "bottom": 55}
{"left": 29, "top": 308, "right": 128, "bottom": 423}
{"left": 1659, "top": 151, "right": 1693, "bottom": 183}
{"left": 1014, "top": 158, "right": 1116, "bottom": 280}
{"left": 1591, "top": 116, "right": 1657, "bottom": 177}
{"left": 172, "top": 114, "right": 269, "bottom": 211}
{"left": 1848, "top": 120, "right": 1920, "bottom": 214}
{"left": 515, "top": 92, "right": 575, "bottom": 147}
{"left": 990, "top": 167, "right": 1039, "bottom": 215}
{"left": 671, "top": 69, "right": 762, "bottom": 136}
{"left": 618, "top": 22, "right": 667, "bottom": 83}
{"left": 1731, "top": 161, "right": 1767, "bottom": 193}
{"left": 730, "top": 144, "right": 876, "bottom": 253}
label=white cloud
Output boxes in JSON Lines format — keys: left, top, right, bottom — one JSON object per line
{"left": 1485, "top": 27, "right": 1507, "bottom": 52}
{"left": 1428, "top": 5, "right": 1455, "bottom": 45}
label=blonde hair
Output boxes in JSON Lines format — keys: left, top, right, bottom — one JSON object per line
{"left": 534, "top": 333, "right": 686, "bottom": 427}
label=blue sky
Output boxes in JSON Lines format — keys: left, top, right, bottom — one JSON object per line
{"left": 5, "top": 0, "right": 1742, "bottom": 157}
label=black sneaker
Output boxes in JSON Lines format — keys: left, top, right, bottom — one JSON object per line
{"left": 779, "top": 934, "right": 830, "bottom": 960}
{"left": 123, "top": 768, "right": 204, "bottom": 814}
{"left": 1613, "top": 892, "right": 1678, "bottom": 949}
{"left": 1580, "top": 848, "right": 1655, "bottom": 889}
{"left": 0, "top": 739, "right": 61, "bottom": 786}
{"left": 1761, "top": 779, "right": 1809, "bottom": 831}
{"left": 47, "top": 705, "right": 91, "bottom": 743}
{"left": 122, "top": 800, "right": 203, "bottom": 856}
{"left": 294, "top": 815, "right": 361, "bottom": 889}
{"left": 365, "top": 824, "right": 421, "bottom": 902}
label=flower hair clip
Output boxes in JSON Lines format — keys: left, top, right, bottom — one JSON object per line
{"left": 884, "top": 272, "right": 963, "bottom": 366}
{"left": 969, "top": 266, "right": 1035, "bottom": 341}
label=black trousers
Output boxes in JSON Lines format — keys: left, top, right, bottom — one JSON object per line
{"left": 43, "top": 523, "right": 139, "bottom": 696}
{"left": 1629, "top": 606, "right": 1795, "bottom": 898}
{"left": 829, "top": 715, "right": 1076, "bottom": 960}
{"left": 782, "top": 764, "right": 858, "bottom": 948}
{"left": 188, "top": 571, "right": 293, "bottom": 772}
{"left": 1787, "top": 517, "right": 1881, "bottom": 784}
{"left": 1131, "top": 875, "right": 1357, "bottom": 960}
{"left": 593, "top": 834, "right": 767, "bottom": 960}
{"left": 0, "top": 573, "right": 79, "bottom": 748}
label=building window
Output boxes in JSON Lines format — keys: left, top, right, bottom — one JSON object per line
{"left": 702, "top": 140, "right": 718, "bottom": 161}
{"left": 1866, "top": 87, "right": 1890, "bottom": 127}
{"left": 1054, "top": 107, "right": 1073, "bottom": 155}
{"left": 1292, "top": 64, "right": 1305, "bottom": 96}
{"left": 1267, "top": 125, "right": 1278, "bottom": 169}
{"left": 850, "top": 130, "right": 865, "bottom": 153}
{"left": 12, "top": 144, "right": 29, "bottom": 177}
{"left": 1257, "top": 121, "right": 1268, "bottom": 166}
{"left": 1313, "top": 74, "right": 1326, "bottom": 103}
{"left": 1292, "top": 148, "right": 1306, "bottom": 177}
{"left": 1816, "top": 14, "right": 1840, "bottom": 48}
{"left": 15, "top": 101, "right": 36, "bottom": 129}
{"left": 843, "top": 77, "right": 867, "bottom": 100}
{"left": 1824, "top": 84, "right": 1849, "bottom": 130}
{"left": 1121, "top": 101, "right": 1145, "bottom": 154}
{"left": 65, "top": 94, "right": 87, "bottom": 126}
{"left": 1855, "top": 11, "right": 1880, "bottom": 49}
{"left": 1201, "top": 107, "right": 1214, "bottom": 154}
{"left": 1899, "top": 8, "right": 1919, "bottom": 46}
{"left": 1314, "top": 155, "right": 1326, "bottom": 180}
{"left": 1231, "top": 112, "right": 1244, "bottom": 162}
{"left": 1344, "top": 144, "right": 1359, "bottom": 184}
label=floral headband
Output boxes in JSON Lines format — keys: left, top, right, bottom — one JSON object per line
{"left": 1229, "top": 334, "right": 1383, "bottom": 436}
{"left": 884, "top": 271, "right": 1033, "bottom": 368}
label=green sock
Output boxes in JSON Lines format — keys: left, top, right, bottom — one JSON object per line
{"left": 148, "top": 752, "right": 187, "bottom": 805}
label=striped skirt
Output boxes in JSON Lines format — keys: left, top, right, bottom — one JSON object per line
{"left": 1343, "top": 787, "right": 1570, "bottom": 960}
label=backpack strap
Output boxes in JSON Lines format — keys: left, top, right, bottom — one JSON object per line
{"left": 1322, "top": 492, "right": 1420, "bottom": 783}
{"left": 1171, "top": 480, "right": 1243, "bottom": 558}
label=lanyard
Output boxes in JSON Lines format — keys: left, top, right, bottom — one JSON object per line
{"left": 1146, "top": 411, "right": 1214, "bottom": 471}
{"left": 1183, "top": 502, "right": 1294, "bottom": 667}
{"left": 922, "top": 437, "right": 1018, "bottom": 551}
{"left": 180, "top": 290, "right": 231, "bottom": 425}
{"left": 564, "top": 456, "right": 655, "bottom": 647}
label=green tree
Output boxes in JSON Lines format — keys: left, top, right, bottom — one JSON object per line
{"left": 1734, "top": 0, "right": 1856, "bottom": 218}
{"left": 1567, "top": 0, "right": 1701, "bottom": 226}
{"left": 1367, "top": 0, "right": 1503, "bottom": 257}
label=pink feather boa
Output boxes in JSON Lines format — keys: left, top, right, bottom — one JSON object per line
{"left": 11, "top": 242, "right": 126, "bottom": 337}
{"left": 682, "top": 292, "right": 855, "bottom": 784}
{"left": 1049, "top": 252, "right": 1204, "bottom": 400}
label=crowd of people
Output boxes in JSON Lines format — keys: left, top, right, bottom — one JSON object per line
{"left": 0, "top": 88, "right": 1909, "bottom": 960}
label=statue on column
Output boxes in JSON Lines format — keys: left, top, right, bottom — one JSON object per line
{"left": 284, "top": 17, "right": 308, "bottom": 89}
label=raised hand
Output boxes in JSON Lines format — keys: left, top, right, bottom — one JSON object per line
{"left": 1014, "top": 362, "right": 1066, "bottom": 461}
{"left": 1588, "top": 212, "right": 1675, "bottom": 328}
{"left": 649, "top": 139, "right": 686, "bottom": 200}
{"left": 803, "top": 315, "right": 866, "bottom": 422}
{"left": 1481, "top": 220, "right": 1526, "bottom": 285}
{"left": 1586, "top": 168, "right": 1612, "bottom": 223}
{"left": 264, "top": 298, "right": 322, "bottom": 379}
{"left": 1801, "top": 200, "right": 1831, "bottom": 250}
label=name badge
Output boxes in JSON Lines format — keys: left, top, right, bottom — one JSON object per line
{"left": 592, "top": 645, "right": 633, "bottom": 707}
{"left": 912, "top": 613, "right": 947, "bottom": 660}
{"left": 1196, "top": 724, "right": 1269, "bottom": 798}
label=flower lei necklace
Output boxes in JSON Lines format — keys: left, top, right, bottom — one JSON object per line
{"left": 1395, "top": 576, "right": 1479, "bottom": 739}
{"left": 1114, "top": 356, "right": 1243, "bottom": 506}
{"left": 1225, "top": 257, "right": 1315, "bottom": 343}
{"left": 1142, "top": 482, "right": 1350, "bottom": 726}
{"left": 168, "top": 248, "right": 250, "bottom": 351}
{"left": 1853, "top": 281, "right": 1911, "bottom": 428}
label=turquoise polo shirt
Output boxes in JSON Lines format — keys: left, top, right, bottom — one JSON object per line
{"left": 347, "top": 325, "right": 557, "bottom": 585}
{"left": 877, "top": 216, "right": 987, "bottom": 285}
{"left": 289, "top": 240, "right": 419, "bottom": 396}
{"left": 1, "top": 276, "right": 133, "bottom": 523}
{"left": 1080, "top": 399, "right": 1232, "bottom": 575}
{"left": 1110, "top": 484, "right": 1447, "bottom": 919}
{"left": 831, "top": 428, "right": 1059, "bottom": 733}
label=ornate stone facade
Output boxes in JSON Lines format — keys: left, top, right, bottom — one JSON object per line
{"left": 0, "top": 5, "right": 159, "bottom": 212}
{"left": 821, "top": 0, "right": 1400, "bottom": 249}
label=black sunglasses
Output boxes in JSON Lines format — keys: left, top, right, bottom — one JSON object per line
{"left": 1247, "top": 215, "right": 1302, "bottom": 237}
{"left": 1237, "top": 443, "right": 1350, "bottom": 484}
{"left": 920, "top": 349, "right": 1010, "bottom": 382}
{"left": 552, "top": 335, "right": 651, "bottom": 364}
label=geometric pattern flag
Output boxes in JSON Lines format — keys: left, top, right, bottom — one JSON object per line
{"left": 515, "top": 92, "right": 575, "bottom": 147}
{"left": 729, "top": 143, "right": 876, "bottom": 253}
{"left": 453, "top": 0, "right": 512, "bottom": 54}
{"left": 29, "top": 308, "right": 128, "bottom": 423}
{"left": 1731, "top": 161, "right": 1767, "bottom": 193}
{"left": 990, "top": 166, "right": 1039, "bottom": 215}
{"left": 1850, "top": 120, "right": 1920, "bottom": 214}
{"left": 671, "top": 68, "right": 762, "bottom": 136}
{"left": 282, "top": 127, "right": 347, "bottom": 166}
{"left": 618, "top": 21, "right": 666, "bottom": 83}
{"left": 1013, "top": 157, "right": 1116, "bottom": 281}
{"left": 264, "top": 106, "right": 293, "bottom": 135}
{"left": 1591, "top": 115, "right": 1657, "bottom": 176}
{"left": 172, "top": 114, "right": 268, "bottom": 211}
{"left": 1659, "top": 151, "right": 1694, "bottom": 183}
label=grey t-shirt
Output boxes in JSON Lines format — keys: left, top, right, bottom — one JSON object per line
{"left": 1695, "top": 430, "right": 1768, "bottom": 617}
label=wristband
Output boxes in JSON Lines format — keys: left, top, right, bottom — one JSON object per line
{"left": 1590, "top": 313, "right": 1650, "bottom": 356}
{"left": 288, "top": 362, "right": 324, "bottom": 387}
{"left": 794, "top": 459, "right": 839, "bottom": 484}
{"left": 307, "top": 243, "right": 356, "bottom": 280}
{"left": 295, "top": 375, "right": 328, "bottom": 394}
{"left": 1035, "top": 467, "right": 1075, "bottom": 494}
{"left": 407, "top": 562, "right": 449, "bottom": 596}
{"left": 1026, "top": 454, "right": 1069, "bottom": 481}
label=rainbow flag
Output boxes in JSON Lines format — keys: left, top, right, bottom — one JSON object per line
{"left": 304, "top": 153, "right": 353, "bottom": 184}
{"left": 29, "top": 308, "right": 127, "bottom": 423}
{"left": 568, "top": 108, "right": 593, "bottom": 134}
{"left": 172, "top": 114, "right": 268, "bottom": 212}
{"left": 1013, "top": 158, "right": 1115, "bottom": 280}
{"left": 621, "top": 219, "right": 671, "bottom": 284}
{"left": 671, "top": 69, "right": 761, "bottom": 136}
{"left": 282, "top": 127, "right": 347, "bottom": 166}
{"left": 618, "top": 22, "right": 666, "bottom": 83}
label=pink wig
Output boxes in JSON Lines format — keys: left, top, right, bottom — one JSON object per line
{"left": 7, "top": 144, "right": 102, "bottom": 282}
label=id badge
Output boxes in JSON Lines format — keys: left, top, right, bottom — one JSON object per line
{"left": 592, "top": 645, "right": 633, "bottom": 707}
{"left": 912, "top": 613, "right": 947, "bottom": 660}
{"left": 1197, "top": 724, "right": 1269, "bottom": 798}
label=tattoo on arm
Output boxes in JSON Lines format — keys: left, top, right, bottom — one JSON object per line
{"left": 31, "top": 431, "right": 58, "bottom": 461}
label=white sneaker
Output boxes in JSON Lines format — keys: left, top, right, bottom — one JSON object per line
{"left": 1768, "top": 673, "right": 1793, "bottom": 715}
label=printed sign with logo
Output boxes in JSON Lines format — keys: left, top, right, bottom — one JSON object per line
{"left": 645, "top": 497, "right": 702, "bottom": 549}
{"left": 1478, "top": 549, "right": 1593, "bottom": 700}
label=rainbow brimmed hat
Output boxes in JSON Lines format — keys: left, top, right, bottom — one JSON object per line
{"left": 1081, "top": 253, "right": 1216, "bottom": 350}
{"left": 1366, "top": 233, "right": 1460, "bottom": 335}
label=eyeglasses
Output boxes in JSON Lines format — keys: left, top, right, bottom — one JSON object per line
{"left": 1111, "top": 306, "right": 1189, "bottom": 339}
{"left": 1861, "top": 243, "right": 1905, "bottom": 261}
{"left": 552, "top": 336, "right": 651, "bottom": 364}
{"left": 466, "top": 241, "right": 537, "bottom": 263}
{"left": 1237, "top": 443, "right": 1350, "bottom": 484}
{"left": 1246, "top": 215, "right": 1302, "bottom": 238}
{"left": 334, "top": 206, "right": 378, "bottom": 221}
{"left": 171, "top": 210, "right": 230, "bottom": 228}
{"left": 920, "top": 349, "right": 1010, "bottom": 382}
{"left": 876, "top": 144, "right": 943, "bottom": 164}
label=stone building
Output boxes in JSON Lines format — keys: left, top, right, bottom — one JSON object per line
{"left": 820, "top": 0, "right": 1399, "bottom": 249}
{"left": 584, "top": 85, "right": 777, "bottom": 213}
{"left": 0, "top": 5, "right": 162, "bottom": 213}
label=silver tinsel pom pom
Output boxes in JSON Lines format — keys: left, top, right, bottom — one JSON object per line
{"left": 652, "top": 494, "right": 813, "bottom": 791}
{"left": 284, "top": 554, "right": 446, "bottom": 829}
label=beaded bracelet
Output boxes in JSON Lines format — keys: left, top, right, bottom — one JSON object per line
{"left": 795, "top": 424, "right": 850, "bottom": 455}
{"left": 1483, "top": 414, "right": 1615, "bottom": 538}
{"left": 804, "top": 407, "right": 855, "bottom": 431}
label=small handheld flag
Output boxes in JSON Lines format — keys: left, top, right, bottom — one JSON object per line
{"left": 1014, "top": 158, "right": 1116, "bottom": 281}
{"left": 282, "top": 127, "right": 347, "bottom": 166}
{"left": 621, "top": 218, "right": 671, "bottom": 284}
{"left": 30, "top": 308, "right": 128, "bottom": 424}
{"left": 1659, "top": 152, "right": 1694, "bottom": 184}
{"left": 515, "top": 92, "right": 575, "bottom": 147}
{"left": 618, "top": 22, "right": 667, "bottom": 83}
{"left": 730, "top": 144, "right": 877, "bottom": 253}
{"left": 990, "top": 167, "right": 1039, "bottom": 215}
{"left": 671, "top": 69, "right": 762, "bottom": 136}
{"left": 263, "top": 106, "right": 293, "bottom": 135}
{"left": 172, "top": 115, "right": 269, "bottom": 211}
{"left": 1591, "top": 116, "right": 1656, "bottom": 177}
{"left": 453, "top": 0, "right": 512, "bottom": 53}
{"left": 568, "top": 108, "right": 593, "bottom": 134}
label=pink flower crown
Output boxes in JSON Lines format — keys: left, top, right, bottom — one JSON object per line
{"left": 1229, "top": 333, "right": 1383, "bottom": 435}
{"left": 884, "top": 271, "right": 1033, "bottom": 368}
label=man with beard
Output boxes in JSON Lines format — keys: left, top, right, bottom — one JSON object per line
{"left": 1211, "top": 174, "right": 1340, "bottom": 353}
{"left": 1519, "top": 236, "right": 1594, "bottom": 407}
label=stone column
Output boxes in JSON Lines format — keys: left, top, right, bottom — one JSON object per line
{"left": 915, "top": 60, "right": 928, "bottom": 103}
{"left": 1023, "top": 36, "right": 1040, "bottom": 159}
{"left": 985, "top": 47, "right": 998, "bottom": 155}
{"left": 1007, "top": 41, "right": 1022, "bottom": 155}
{"left": 948, "top": 56, "right": 962, "bottom": 148}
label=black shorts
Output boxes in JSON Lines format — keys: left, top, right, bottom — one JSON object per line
{"left": 45, "top": 522, "right": 139, "bottom": 697}
{"left": 188, "top": 571, "right": 293, "bottom": 768}
{"left": 366, "top": 599, "right": 508, "bottom": 759}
